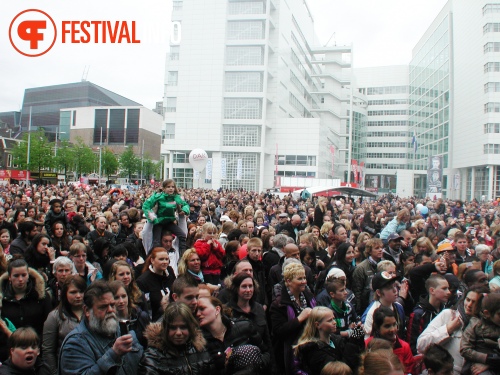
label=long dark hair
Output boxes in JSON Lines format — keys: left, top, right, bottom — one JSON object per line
{"left": 24, "top": 233, "right": 52, "bottom": 270}
{"left": 229, "top": 273, "right": 259, "bottom": 305}
{"left": 58, "top": 275, "right": 87, "bottom": 321}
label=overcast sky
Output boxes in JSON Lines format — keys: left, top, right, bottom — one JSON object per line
{"left": 0, "top": 0, "right": 447, "bottom": 113}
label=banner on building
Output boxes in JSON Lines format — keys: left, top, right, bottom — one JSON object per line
{"left": 453, "top": 172, "right": 460, "bottom": 190}
{"left": 193, "top": 170, "right": 200, "bottom": 180}
{"left": 221, "top": 158, "right": 227, "bottom": 180}
{"left": 359, "top": 162, "right": 365, "bottom": 187}
{"left": 351, "top": 160, "right": 358, "bottom": 183}
{"left": 329, "top": 145, "right": 335, "bottom": 177}
{"left": 205, "top": 158, "right": 212, "bottom": 183}
{"left": 427, "top": 155, "right": 443, "bottom": 198}
{"left": 236, "top": 159, "right": 243, "bottom": 180}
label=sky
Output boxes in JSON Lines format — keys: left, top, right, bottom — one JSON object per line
{"left": 0, "top": 0, "right": 448, "bottom": 113}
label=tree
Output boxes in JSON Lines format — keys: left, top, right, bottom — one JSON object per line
{"left": 101, "top": 148, "right": 119, "bottom": 180}
{"left": 53, "top": 140, "right": 75, "bottom": 177}
{"left": 11, "top": 129, "right": 53, "bottom": 175}
{"left": 119, "top": 146, "right": 140, "bottom": 179}
{"left": 72, "top": 137, "right": 97, "bottom": 178}
{"left": 140, "top": 154, "right": 156, "bottom": 182}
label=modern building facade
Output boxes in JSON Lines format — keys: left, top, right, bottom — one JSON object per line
{"left": 161, "top": 0, "right": 352, "bottom": 190}
{"left": 60, "top": 106, "right": 162, "bottom": 159}
{"left": 18, "top": 82, "right": 141, "bottom": 140}
{"left": 408, "top": 0, "right": 500, "bottom": 200}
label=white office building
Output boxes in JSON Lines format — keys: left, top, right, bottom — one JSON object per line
{"left": 161, "top": 0, "right": 352, "bottom": 191}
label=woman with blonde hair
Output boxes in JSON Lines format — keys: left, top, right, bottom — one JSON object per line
{"left": 313, "top": 196, "right": 328, "bottom": 228}
{"left": 108, "top": 261, "right": 146, "bottom": 310}
{"left": 294, "top": 306, "right": 361, "bottom": 374}
{"left": 356, "top": 232, "right": 372, "bottom": 245}
{"left": 414, "top": 237, "right": 435, "bottom": 256}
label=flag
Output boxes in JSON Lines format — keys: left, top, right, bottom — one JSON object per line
{"left": 411, "top": 131, "right": 418, "bottom": 153}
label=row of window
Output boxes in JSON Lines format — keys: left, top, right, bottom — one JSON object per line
{"left": 365, "top": 131, "right": 408, "bottom": 137}
{"left": 484, "top": 144, "right": 500, "bottom": 154}
{"left": 364, "top": 163, "right": 409, "bottom": 170}
{"left": 485, "top": 82, "right": 500, "bottom": 93}
{"left": 276, "top": 171, "right": 316, "bottom": 177}
{"left": 485, "top": 62, "right": 500, "bottom": 73}
{"left": 366, "top": 86, "right": 408, "bottom": 95}
{"left": 484, "top": 42, "right": 500, "bottom": 54}
{"left": 484, "top": 102, "right": 500, "bottom": 113}
{"left": 367, "top": 99, "right": 408, "bottom": 106}
{"left": 289, "top": 93, "right": 312, "bottom": 118}
{"left": 484, "top": 4, "right": 500, "bottom": 14}
{"left": 365, "top": 142, "right": 408, "bottom": 148}
{"left": 484, "top": 123, "right": 500, "bottom": 133}
{"left": 162, "top": 124, "right": 175, "bottom": 141}
{"left": 277, "top": 155, "right": 316, "bottom": 166}
{"left": 367, "top": 110, "right": 408, "bottom": 116}
{"left": 366, "top": 120, "right": 408, "bottom": 127}
{"left": 484, "top": 23, "right": 500, "bottom": 34}
{"left": 362, "top": 153, "right": 409, "bottom": 158}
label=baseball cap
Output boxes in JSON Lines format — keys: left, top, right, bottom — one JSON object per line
{"left": 436, "top": 242, "right": 454, "bottom": 253}
{"left": 371, "top": 271, "right": 399, "bottom": 291}
{"left": 387, "top": 233, "right": 403, "bottom": 241}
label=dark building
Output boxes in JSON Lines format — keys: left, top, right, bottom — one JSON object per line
{"left": 19, "top": 81, "right": 141, "bottom": 140}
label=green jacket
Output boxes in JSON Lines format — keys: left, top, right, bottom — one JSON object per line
{"left": 142, "top": 192, "right": 189, "bottom": 225}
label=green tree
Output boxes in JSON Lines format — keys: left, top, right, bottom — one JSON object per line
{"left": 140, "top": 154, "right": 156, "bottom": 182}
{"left": 101, "top": 147, "right": 119, "bottom": 180}
{"left": 119, "top": 146, "right": 140, "bottom": 179}
{"left": 54, "top": 140, "right": 75, "bottom": 177}
{"left": 73, "top": 137, "right": 97, "bottom": 178}
{"left": 11, "top": 129, "right": 53, "bottom": 175}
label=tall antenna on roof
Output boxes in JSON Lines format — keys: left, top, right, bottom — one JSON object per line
{"left": 81, "top": 66, "right": 90, "bottom": 82}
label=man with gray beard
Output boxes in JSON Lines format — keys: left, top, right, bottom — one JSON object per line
{"left": 59, "top": 281, "right": 143, "bottom": 375}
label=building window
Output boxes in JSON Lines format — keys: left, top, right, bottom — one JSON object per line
{"left": 169, "top": 46, "right": 180, "bottom": 60}
{"left": 485, "top": 62, "right": 500, "bottom": 73}
{"left": 162, "top": 123, "right": 175, "bottom": 140}
{"left": 126, "top": 109, "right": 140, "bottom": 144}
{"left": 220, "top": 152, "right": 260, "bottom": 191}
{"left": 224, "top": 98, "right": 262, "bottom": 119}
{"left": 172, "top": 0, "right": 182, "bottom": 11}
{"left": 484, "top": 42, "right": 500, "bottom": 53}
{"left": 366, "top": 86, "right": 408, "bottom": 95}
{"left": 484, "top": 23, "right": 500, "bottom": 34}
{"left": 108, "top": 109, "right": 125, "bottom": 144}
{"left": 484, "top": 102, "right": 500, "bottom": 113}
{"left": 366, "top": 121, "right": 408, "bottom": 127}
{"left": 484, "top": 123, "right": 500, "bottom": 133}
{"left": 484, "top": 4, "right": 500, "bottom": 14}
{"left": 172, "top": 168, "right": 193, "bottom": 189}
{"left": 222, "top": 125, "right": 261, "bottom": 147}
{"left": 167, "top": 71, "right": 178, "bottom": 86}
{"left": 227, "top": 21, "right": 264, "bottom": 40}
{"left": 367, "top": 99, "right": 409, "bottom": 105}
{"left": 226, "top": 46, "right": 264, "bottom": 65}
{"left": 367, "top": 110, "right": 408, "bottom": 116}
{"left": 173, "top": 152, "right": 188, "bottom": 163}
{"left": 166, "top": 97, "right": 177, "bottom": 112}
{"left": 7, "top": 154, "right": 12, "bottom": 168}
{"left": 228, "top": 1, "right": 265, "bottom": 15}
{"left": 277, "top": 155, "right": 316, "bottom": 166}
{"left": 225, "top": 72, "right": 263, "bottom": 92}
{"left": 485, "top": 82, "right": 500, "bottom": 92}
{"left": 94, "top": 109, "right": 108, "bottom": 144}
{"left": 484, "top": 143, "right": 500, "bottom": 154}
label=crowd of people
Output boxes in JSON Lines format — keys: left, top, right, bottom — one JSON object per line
{"left": 0, "top": 179, "right": 499, "bottom": 375}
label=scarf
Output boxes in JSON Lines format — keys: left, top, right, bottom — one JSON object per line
{"left": 188, "top": 269, "right": 204, "bottom": 283}
{"left": 330, "top": 300, "right": 349, "bottom": 328}
{"left": 287, "top": 287, "right": 307, "bottom": 314}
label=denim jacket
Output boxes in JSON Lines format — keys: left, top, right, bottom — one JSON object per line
{"left": 59, "top": 319, "right": 143, "bottom": 375}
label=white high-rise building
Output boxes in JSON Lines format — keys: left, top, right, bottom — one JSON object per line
{"left": 161, "top": 0, "right": 352, "bottom": 191}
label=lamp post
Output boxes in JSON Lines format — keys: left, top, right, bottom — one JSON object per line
{"left": 98, "top": 127, "right": 103, "bottom": 186}
{"left": 26, "top": 107, "right": 32, "bottom": 186}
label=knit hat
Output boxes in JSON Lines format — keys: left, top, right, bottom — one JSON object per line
{"left": 226, "top": 345, "right": 263, "bottom": 373}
